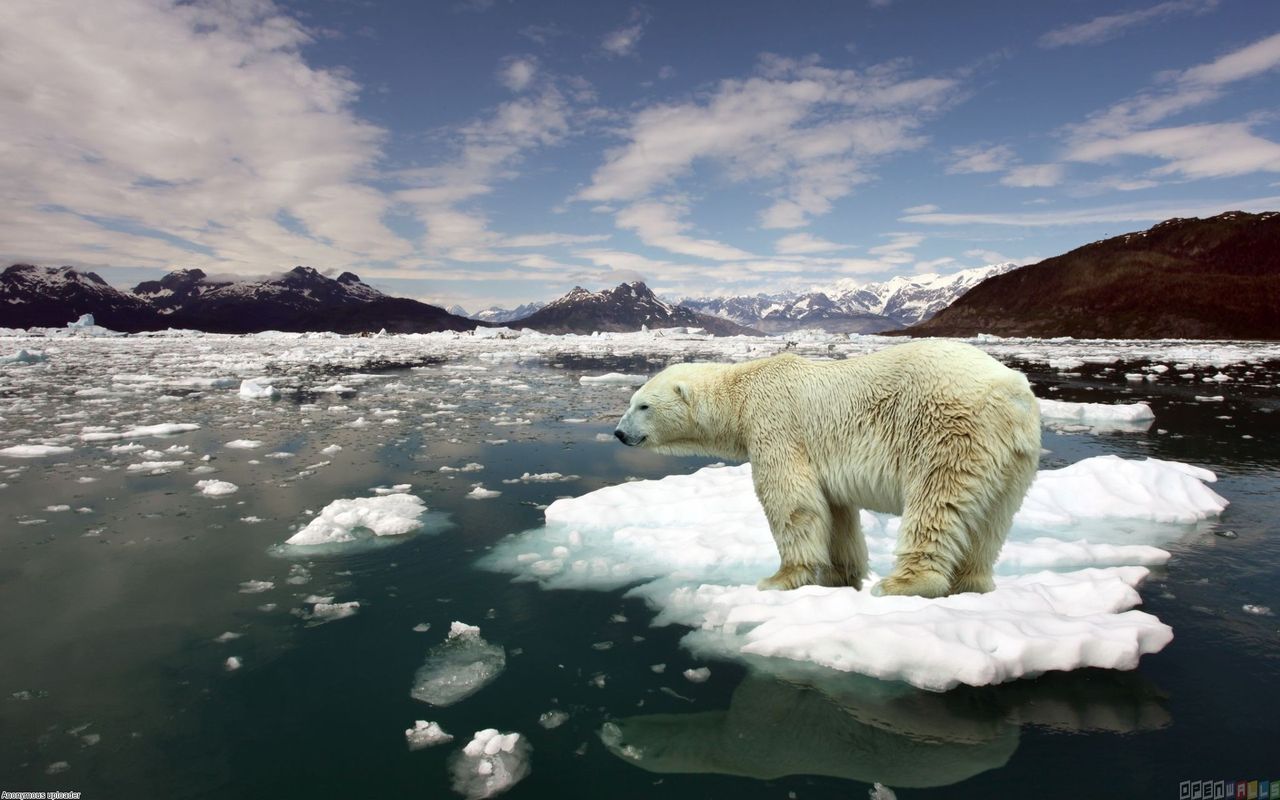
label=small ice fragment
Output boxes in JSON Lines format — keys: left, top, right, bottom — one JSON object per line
{"left": 410, "top": 623, "right": 506, "bottom": 706}
{"left": 467, "top": 484, "right": 501, "bottom": 500}
{"left": 238, "top": 378, "right": 278, "bottom": 399}
{"left": 241, "top": 516, "right": 263, "bottom": 524}
{"left": 225, "top": 656, "right": 243, "bottom": 671}
{"left": 451, "top": 729, "right": 530, "bottom": 799}
{"left": 312, "top": 601, "right": 360, "bottom": 622}
{"left": 214, "top": 631, "right": 243, "bottom": 643}
{"left": 45, "top": 761, "right": 70, "bottom": 775}
{"left": 321, "top": 444, "right": 343, "bottom": 455}
{"left": 683, "top": 667, "right": 711, "bottom": 683}
{"left": 238, "top": 580, "right": 274, "bottom": 594}
{"left": 1214, "top": 530, "right": 1238, "bottom": 539}
{"left": 45, "top": 504, "right": 71, "bottom": 512}
{"left": 196, "top": 479, "right": 239, "bottom": 496}
{"left": 579, "top": 373, "right": 647, "bottom": 385}
{"left": 413, "top": 623, "right": 432, "bottom": 633}
{"left": 870, "top": 783, "right": 898, "bottom": 800}
{"left": 650, "top": 664, "right": 666, "bottom": 674}
{"left": 406, "top": 720, "right": 453, "bottom": 750}
{"left": 538, "top": 710, "right": 569, "bottom": 730}
{"left": 225, "top": 439, "right": 263, "bottom": 449}
{"left": 1243, "top": 605, "right": 1273, "bottom": 616}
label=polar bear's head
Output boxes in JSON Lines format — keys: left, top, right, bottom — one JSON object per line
{"left": 613, "top": 363, "right": 704, "bottom": 453}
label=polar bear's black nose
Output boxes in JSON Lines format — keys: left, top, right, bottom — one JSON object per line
{"left": 614, "top": 429, "right": 627, "bottom": 443}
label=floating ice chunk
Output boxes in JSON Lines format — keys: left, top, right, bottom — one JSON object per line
{"left": 109, "top": 442, "right": 145, "bottom": 453}
{"left": 451, "top": 729, "right": 530, "bottom": 799}
{"left": 312, "top": 601, "right": 360, "bottom": 622}
{"left": 1194, "top": 395, "right": 1224, "bottom": 402}
{"left": 196, "top": 479, "right": 239, "bottom": 496}
{"left": 321, "top": 444, "right": 343, "bottom": 455}
{"left": 0, "top": 444, "right": 73, "bottom": 458}
{"left": 80, "top": 423, "right": 200, "bottom": 442}
{"left": 683, "top": 667, "right": 711, "bottom": 683}
{"left": 501, "top": 472, "right": 578, "bottom": 484}
{"left": 484, "top": 456, "right": 1227, "bottom": 691}
{"left": 406, "top": 720, "right": 453, "bottom": 750}
{"left": 317, "top": 383, "right": 357, "bottom": 395}
{"left": 538, "top": 710, "right": 569, "bottom": 729}
{"left": 440, "top": 463, "right": 485, "bottom": 473}
{"left": 580, "top": 373, "right": 647, "bottom": 385}
{"left": 225, "top": 439, "right": 263, "bottom": 450}
{"left": 239, "top": 580, "right": 274, "bottom": 594}
{"left": 1, "top": 349, "right": 47, "bottom": 365}
{"left": 1243, "top": 605, "right": 1272, "bottom": 616}
{"left": 1037, "top": 399, "right": 1154, "bottom": 432}
{"left": 238, "top": 378, "right": 278, "bottom": 399}
{"left": 468, "top": 484, "right": 501, "bottom": 500}
{"left": 410, "top": 623, "right": 506, "bottom": 707}
{"left": 128, "top": 460, "right": 184, "bottom": 474}
{"left": 215, "top": 631, "right": 242, "bottom": 643}
{"left": 225, "top": 657, "right": 243, "bottom": 671}
{"left": 45, "top": 761, "right": 70, "bottom": 775}
{"left": 284, "top": 493, "right": 428, "bottom": 546}
{"left": 45, "top": 504, "right": 71, "bottom": 512}
{"left": 373, "top": 483, "right": 412, "bottom": 495}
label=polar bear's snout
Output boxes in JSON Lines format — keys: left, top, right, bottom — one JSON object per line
{"left": 613, "top": 425, "right": 646, "bottom": 446}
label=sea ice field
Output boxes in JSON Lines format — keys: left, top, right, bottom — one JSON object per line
{"left": 1, "top": 325, "right": 1278, "bottom": 799}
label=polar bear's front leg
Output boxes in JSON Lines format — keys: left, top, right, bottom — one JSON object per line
{"left": 825, "top": 503, "right": 867, "bottom": 590}
{"left": 751, "top": 455, "right": 832, "bottom": 591}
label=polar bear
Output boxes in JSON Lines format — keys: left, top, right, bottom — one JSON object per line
{"left": 613, "top": 340, "right": 1040, "bottom": 597}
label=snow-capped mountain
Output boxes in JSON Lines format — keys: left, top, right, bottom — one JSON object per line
{"left": 1, "top": 264, "right": 164, "bottom": 330}
{"left": 518, "top": 282, "right": 758, "bottom": 336}
{"left": 2, "top": 263, "right": 477, "bottom": 334}
{"left": 130, "top": 266, "right": 472, "bottom": 334}
{"left": 470, "top": 301, "right": 547, "bottom": 324}
{"left": 681, "top": 263, "right": 1019, "bottom": 333}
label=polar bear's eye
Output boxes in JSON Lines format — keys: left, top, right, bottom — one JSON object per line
{"left": 638, "top": 403, "right": 650, "bottom": 411}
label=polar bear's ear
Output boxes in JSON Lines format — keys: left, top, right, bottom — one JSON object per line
{"left": 673, "top": 382, "right": 691, "bottom": 404}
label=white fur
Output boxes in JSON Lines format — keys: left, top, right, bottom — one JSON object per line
{"left": 614, "top": 340, "right": 1041, "bottom": 597}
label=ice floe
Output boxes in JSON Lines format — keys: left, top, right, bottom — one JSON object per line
{"left": 483, "top": 456, "right": 1227, "bottom": 691}
{"left": 410, "top": 622, "right": 506, "bottom": 707}
{"left": 283, "top": 492, "right": 432, "bottom": 547}
{"left": 580, "top": 373, "right": 648, "bottom": 385}
{"left": 406, "top": 720, "right": 453, "bottom": 750}
{"left": 0, "top": 444, "right": 73, "bottom": 457}
{"left": 1037, "top": 399, "right": 1155, "bottom": 433}
{"left": 238, "top": 378, "right": 278, "bottom": 399}
{"left": 196, "top": 479, "right": 239, "bottom": 496}
{"left": 81, "top": 423, "right": 200, "bottom": 442}
{"left": 450, "top": 729, "right": 530, "bottom": 799}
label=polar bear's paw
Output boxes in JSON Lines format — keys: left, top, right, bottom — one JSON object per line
{"left": 870, "top": 570, "right": 952, "bottom": 598}
{"left": 756, "top": 564, "right": 819, "bottom": 591}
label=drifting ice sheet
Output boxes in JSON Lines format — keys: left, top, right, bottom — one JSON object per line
{"left": 411, "top": 622, "right": 506, "bottom": 707}
{"left": 284, "top": 493, "right": 429, "bottom": 546}
{"left": 483, "top": 456, "right": 1227, "bottom": 691}
{"left": 451, "top": 729, "right": 531, "bottom": 799}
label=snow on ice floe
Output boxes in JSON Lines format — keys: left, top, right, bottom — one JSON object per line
{"left": 196, "top": 479, "right": 239, "bottom": 497}
{"left": 406, "top": 720, "right": 453, "bottom": 750}
{"left": 0, "top": 444, "right": 73, "bottom": 458}
{"left": 450, "top": 729, "right": 530, "bottom": 799}
{"left": 580, "top": 373, "right": 648, "bottom": 385}
{"left": 282, "top": 492, "right": 433, "bottom": 548}
{"left": 1, "top": 349, "right": 47, "bottom": 365}
{"left": 224, "top": 439, "right": 263, "bottom": 449}
{"left": 482, "top": 456, "right": 1227, "bottom": 691}
{"left": 1036, "top": 399, "right": 1155, "bottom": 433}
{"left": 238, "top": 378, "right": 278, "bottom": 399}
{"left": 410, "top": 622, "right": 506, "bottom": 707}
{"left": 81, "top": 423, "right": 200, "bottom": 442}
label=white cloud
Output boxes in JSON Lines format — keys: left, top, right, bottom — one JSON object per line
{"left": 0, "top": 0, "right": 409, "bottom": 274}
{"left": 868, "top": 232, "right": 925, "bottom": 263}
{"left": 1062, "top": 32, "right": 1280, "bottom": 180}
{"left": 1000, "top": 163, "right": 1066, "bottom": 187}
{"left": 774, "top": 232, "right": 854, "bottom": 254}
{"left": 615, "top": 201, "right": 754, "bottom": 261}
{"left": 601, "top": 7, "right": 649, "bottom": 58}
{"left": 903, "top": 203, "right": 940, "bottom": 214}
{"left": 946, "top": 144, "right": 1015, "bottom": 174}
{"left": 899, "top": 195, "right": 1280, "bottom": 226}
{"left": 1039, "top": 0, "right": 1219, "bottom": 48}
{"left": 579, "top": 54, "right": 957, "bottom": 232}
{"left": 498, "top": 56, "right": 539, "bottom": 92}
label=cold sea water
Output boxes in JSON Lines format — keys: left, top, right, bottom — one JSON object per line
{"left": 0, "top": 331, "right": 1277, "bottom": 800}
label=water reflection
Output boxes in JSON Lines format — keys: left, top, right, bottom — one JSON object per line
{"left": 601, "top": 667, "right": 1168, "bottom": 788}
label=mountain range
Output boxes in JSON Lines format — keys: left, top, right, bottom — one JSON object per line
{"left": 677, "top": 263, "right": 1017, "bottom": 333}
{"left": 515, "top": 282, "right": 757, "bottom": 336}
{"left": 908, "top": 211, "right": 1280, "bottom": 340}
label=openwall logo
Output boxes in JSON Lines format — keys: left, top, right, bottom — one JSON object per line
{"left": 1179, "top": 779, "right": 1278, "bottom": 799}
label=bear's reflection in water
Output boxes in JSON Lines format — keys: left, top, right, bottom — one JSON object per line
{"left": 599, "top": 666, "right": 1168, "bottom": 788}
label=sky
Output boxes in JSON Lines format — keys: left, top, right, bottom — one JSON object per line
{"left": 2, "top": 0, "right": 1279, "bottom": 313}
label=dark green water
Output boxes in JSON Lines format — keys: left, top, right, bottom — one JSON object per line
{"left": 1, "top": 344, "right": 1278, "bottom": 800}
